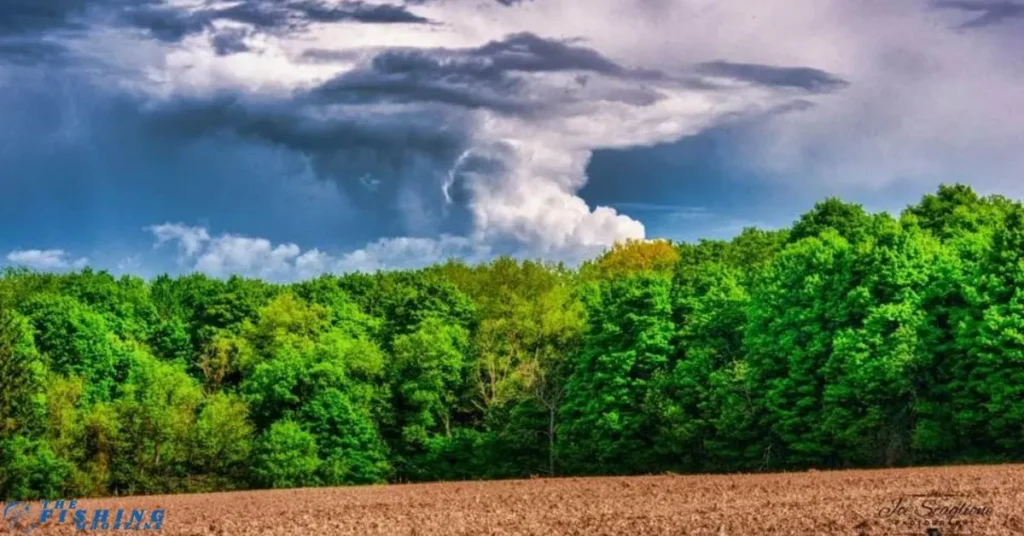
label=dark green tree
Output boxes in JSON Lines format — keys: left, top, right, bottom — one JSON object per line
{"left": 0, "top": 308, "right": 42, "bottom": 438}
{"left": 559, "top": 273, "right": 674, "bottom": 474}
{"left": 252, "top": 420, "right": 321, "bottom": 489}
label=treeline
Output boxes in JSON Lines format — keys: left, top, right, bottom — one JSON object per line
{"left": 2, "top": 184, "right": 1024, "bottom": 500}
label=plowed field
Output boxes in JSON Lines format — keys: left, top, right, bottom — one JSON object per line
{"left": 4, "top": 465, "right": 1024, "bottom": 535}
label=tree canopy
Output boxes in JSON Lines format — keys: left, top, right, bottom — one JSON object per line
{"left": 2, "top": 184, "right": 1024, "bottom": 500}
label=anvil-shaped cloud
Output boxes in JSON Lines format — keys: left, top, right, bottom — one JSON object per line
{"left": 1, "top": 0, "right": 1021, "bottom": 278}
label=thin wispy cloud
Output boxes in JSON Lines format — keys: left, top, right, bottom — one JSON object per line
{"left": 932, "top": 0, "right": 1024, "bottom": 29}
{"left": 5, "top": 249, "right": 89, "bottom": 271}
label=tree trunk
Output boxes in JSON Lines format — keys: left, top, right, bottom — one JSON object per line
{"left": 548, "top": 406, "right": 556, "bottom": 476}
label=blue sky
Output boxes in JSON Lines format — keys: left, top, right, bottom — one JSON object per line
{"left": 1, "top": 0, "right": 1022, "bottom": 279}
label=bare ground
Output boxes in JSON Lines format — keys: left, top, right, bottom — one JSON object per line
{"left": 5, "top": 464, "right": 1024, "bottom": 535}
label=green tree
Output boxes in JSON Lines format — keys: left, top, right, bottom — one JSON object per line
{"left": 820, "top": 220, "right": 938, "bottom": 466}
{"left": 301, "top": 388, "right": 391, "bottom": 484}
{"left": 339, "top": 270, "right": 476, "bottom": 349}
{"left": 112, "top": 351, "right": 202, "bottom": 494}
{"left": 444, "top": 258, "right": 586, "bottom": 476}
{"left": 389, "top": 318, "right": 468, "bottom": 479}
{"left": 0, "top": 308, "right": 42, "bottom": 438}
{"left": 957, "top": 207, "right": 1024, "bottom": 454}
{"left": 192, "top": 392, "right": 254, "bottom": 488}
{"left": 743, "top": 230, "right": 855, "bottom": 469}
{"left": 650, "top": 262, "right": 748, "bottom": 471}
{"left": 581, "top": 239, "right": 679, "bottom": 280}
{"left": 252, "top": 420, "right": 320, "bottom": 489}
{"left": 0, "top": 435, "right": 73, "bottom": 500}
{"left": 20, "top": 295, "right": 124, "bottom": 403}
{"left": 559, "top": 273, "right": 674, "bottom": 474}
{"left": 788, "top": 197, "right": 871, "bottom": 244}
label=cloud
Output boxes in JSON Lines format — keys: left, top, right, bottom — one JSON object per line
{"left": 118, "top": 5, "right": 213, "bottom": 43}
{"left": 0, "top": 0, "right": 99, "bottom": 37}
{"left": 931, "top": 1, "right": 1024, "bottom": 29}
{"left": 308, "top": 2, "right": 431, "bottom": 24}
{"left": 611, "top": 0, "right": 1024, "bottom": 198}
{"left": 122, "top": 27, "right": 837, "bottom": 260}
{"left": 213, "top": 1, "right": 431, "bottom": 28}
{"left": 0, "top": 0, "right": 851, "bottom": 271}
{"left": 299, "top": 32, "right": 676, "bottom": 116}
{"left": 696, "top": 61, "right": 849, "bottom": 93}
{"left": 0, "top": 0, "right": 433, "bottom": 65}
{"left": 334, "top": 234, "right": 493, "bottom": 272}
{"left": 0, "top": 0, "right": 134, "bottom": 64}
{"left": 0, "top": 38, "right": 68, "bottom": 64}
{"left": 148, "top": 223, "right": 491, "bottom": 279}
{"left": 117, "top": 0, "right": 432, "bottom": 46}
{"left": 210, "top": 28, "right": 252, "bottom": 56}
{"left": 151, "top": 223, "right": 315, "bottom": 278}
{"left": 466, "top": 32, "right": 636, "bottom": 77}
{"left": 194, "top": 235, "right": 304, "bottom": 279}
{"left": 4, "top": 0, "right": 1021, "bottom": 278}
{"left": 5, "top": 249, "right": 89, "bottom": 270}
{"left": 148, "top": 223, "right": 211, "bottom": 257}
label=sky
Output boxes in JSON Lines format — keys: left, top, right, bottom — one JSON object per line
{"left": 1, "top": 0, "right": 1022, "bottom": 279}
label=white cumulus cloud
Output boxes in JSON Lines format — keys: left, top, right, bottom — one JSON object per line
{"left": 5, "top": 249, "right": 89, "bottom": 271}
{"left": 149, "top": 223, "right": 494, "bottom": 280}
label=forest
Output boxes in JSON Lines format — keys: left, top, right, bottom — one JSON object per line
{"left": 2, "top": 184, "right": 1024, "bottom": 500}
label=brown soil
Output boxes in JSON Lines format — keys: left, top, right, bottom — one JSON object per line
{"left": 5, "top": 464, "right": 1024, "bottom": 535}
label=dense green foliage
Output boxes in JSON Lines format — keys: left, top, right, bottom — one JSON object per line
{"left": 2, "top": 184, "right": 1024, "bottom": 499}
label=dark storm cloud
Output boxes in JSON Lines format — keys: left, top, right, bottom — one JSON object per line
{"left": 303, "top": 32, "right": 671, "bottom": 114}
{"left": 211, "top": 28, "right": 251, "bottom": 56}
{"left": 116, "top": 34, "right": 657, "bottom": 234}
{"left": 306, "top": 32, "right": 665, "bottom": 78}
{"left": 313, "top": 67, "right": 532, "bottom": 114}
{"left": 311, "top": 47, "right": 535, "bottom": 114}
{"left": 138, "top": 90, "right": 475, "bottom": 236}
{"left": 207, "top": 2, "right": 287, "bottom": 29}
{"left": 115, "top": 1, "right": 429, "bottom": 48}
{"left": 932, "top": 0, "right": 1024, "bottom": 29}
{"left": 466, "top": 33, "right": 671, "bottom": 82}
{"left": 0, "top": 73, "right": 384, "bottom": 259}
{"left": 144, "top": 93, "right": 468, "bottom": 158}
{"left": 696, "top": 61, "right": 849, "bottom": 93}
{"left": 470, "top": 32, "right": 628, "bottom": 76}
{"left": 0, "top": 0, "right": 97, "bottom": 37}
{"left": 0, "top": 0, "right": 205, "bottom": 54}
{"left": 0, "top": 0, "right": 431, "bottom": 62}
{"left": 0, "top": 0, "right": 154, "bottom": 61}
{"left": 121, "top": 31, "right": 680, "bottom": 229}
{"left": 136, "top": 1, "right": 431, "bottom": 51}
{"left": 193, "top": 0, "right": 431, "bottom": 32}
{"left": 294, "top": 1, "right": 431, "bottom": 24}
{"left": 119, "top": 6, "right": 213, "bottom": 43}
{"left": 0, "top": 39, "right": 69, "bottom": 65}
